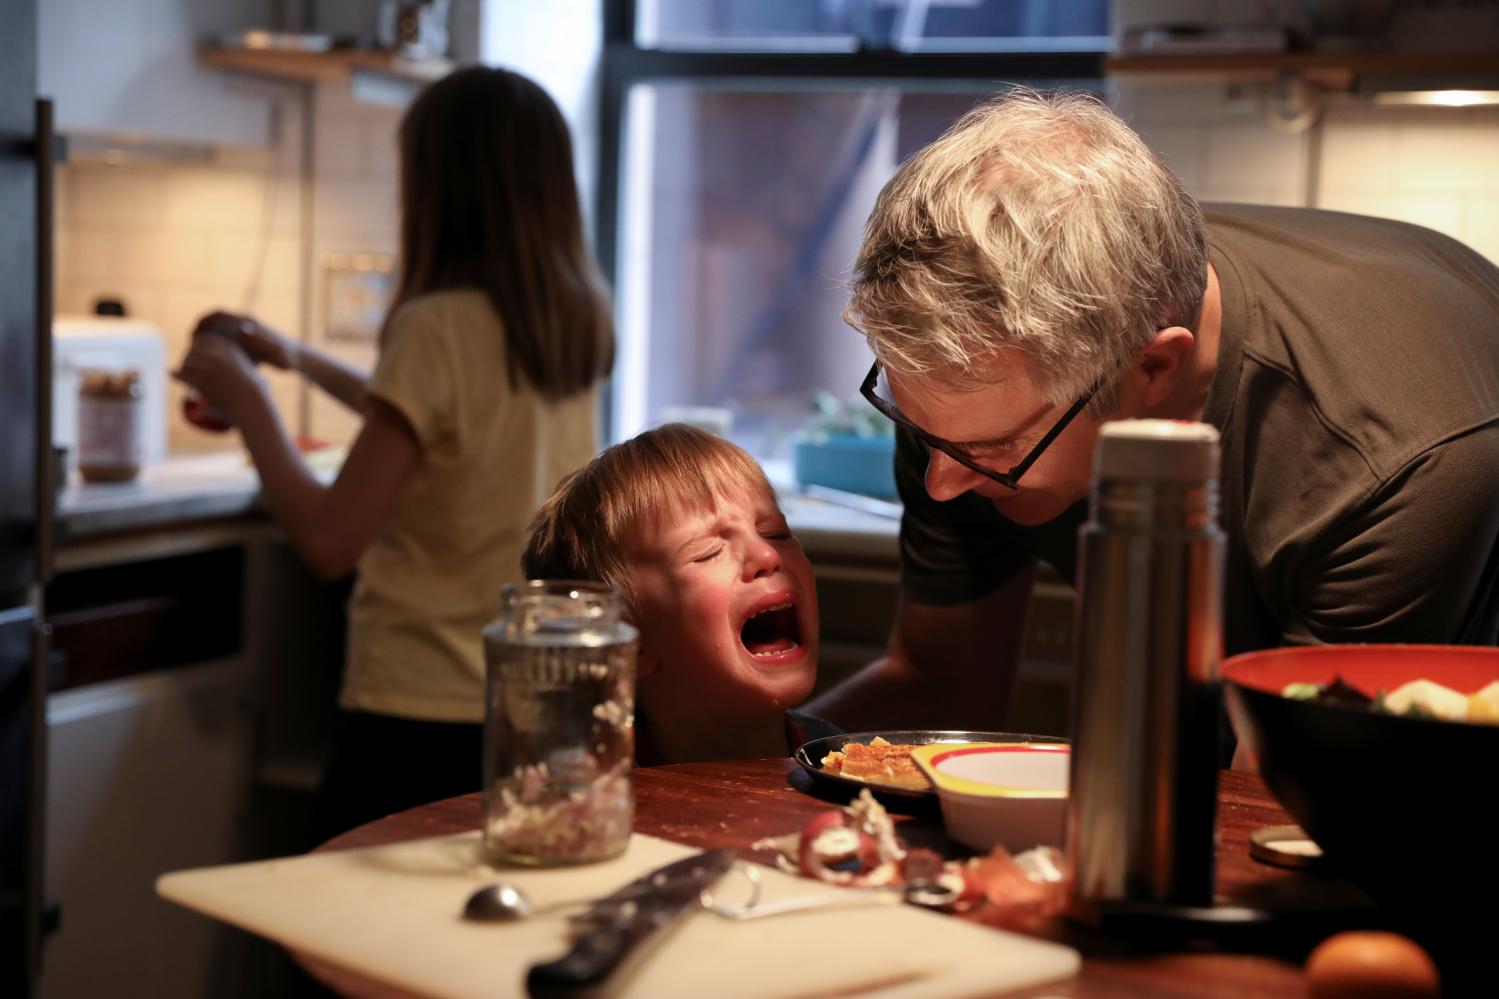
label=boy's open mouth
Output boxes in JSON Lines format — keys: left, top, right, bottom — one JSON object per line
{"left": 739, "top": 599, "right": 801, "bottom": 658}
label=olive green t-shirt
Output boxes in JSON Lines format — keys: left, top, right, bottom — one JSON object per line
{"left": 896, "top": 205, "right": 1499, "bottom": 655}
{"left": 342, "top": 289, "right": 599, "bottom": 722}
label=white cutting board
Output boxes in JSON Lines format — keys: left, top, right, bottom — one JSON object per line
{"left": 157, "top": 832, "right": 1079, "bottom": 999}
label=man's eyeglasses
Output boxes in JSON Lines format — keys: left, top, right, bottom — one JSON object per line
{"left": 859, "top": 361, "right": 1095, "bottom": 492}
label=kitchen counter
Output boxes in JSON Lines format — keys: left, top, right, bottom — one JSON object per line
{"left": 56, "top": 452, "right": 267, "bottom": 541}
{"left": 54, "top": 451, "right": 902, "bottom": 558}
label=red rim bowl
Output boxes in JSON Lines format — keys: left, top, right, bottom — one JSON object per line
{"left": 1221, "top": 644, "right": 1499, "bottom": 911}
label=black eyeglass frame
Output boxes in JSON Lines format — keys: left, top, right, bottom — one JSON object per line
{"left": 859, "top": 361, "right": 1096, "bottom": 491}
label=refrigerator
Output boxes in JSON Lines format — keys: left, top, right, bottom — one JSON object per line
{"left": 1, "top": 0, "right": 53, "bottom": 994}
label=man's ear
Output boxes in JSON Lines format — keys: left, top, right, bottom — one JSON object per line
{"left": 1134, "top": 327, "right": 1196, "bottom": 408}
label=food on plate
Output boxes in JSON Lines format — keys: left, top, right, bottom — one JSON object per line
{"left": 1304, "top": 930, "right": 1440, "bottom": 998}
{"left": 1282, "top": 675, "right": 1499, "bottom": 725}
{"left": 820, "top": 736, "right": 930, "bottom": 789}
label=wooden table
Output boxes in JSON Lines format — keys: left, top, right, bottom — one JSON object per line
{"left": 309, "top": 759, "right": 1377, "bottom": 998}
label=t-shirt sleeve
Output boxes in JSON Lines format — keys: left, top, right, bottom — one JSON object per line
{"left": 895, "top": 425, "right": 1035, "bottom": 605}
{"left": 366, "top": 302, "right": 460, "bottom": 453}
{"left": 1283, "top": 424, "right": 1499, "bottom": 645}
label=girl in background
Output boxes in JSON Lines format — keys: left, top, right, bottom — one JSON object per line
{"left": 175, "top": 67, "right": 613, "bottom": 837}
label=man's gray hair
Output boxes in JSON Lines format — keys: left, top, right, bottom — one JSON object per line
{"left": 846, "top": 88, "right": 1207, "bottom": 413}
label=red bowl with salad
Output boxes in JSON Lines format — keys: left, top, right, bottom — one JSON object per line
{"left": 1222, "top": 644, "right": 1499, "bottom": 913}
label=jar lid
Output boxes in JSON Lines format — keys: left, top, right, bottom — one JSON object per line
{"left": 1093, "top": 419, "right": 1219, "bottom": 483}
{"left": 1248, "top": 823, "right": 1326, "bottom": 872}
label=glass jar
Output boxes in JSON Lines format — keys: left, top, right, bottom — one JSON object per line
{"left": 76, "top": 368, "right": 145, "bottom": 483}
{"left": 481, "top": 581, "right": 638, "bottom": 866}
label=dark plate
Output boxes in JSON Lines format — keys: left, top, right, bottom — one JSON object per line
{"left": 794, "top": 729, "right": 1067, "bottom": 800}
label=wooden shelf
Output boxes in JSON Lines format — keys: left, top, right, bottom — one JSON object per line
{"left": 200, "top": 45, "right": 452, "bottom": 86}
{"left": 1105, "top": 49, "right": 1499, "bottom": 91}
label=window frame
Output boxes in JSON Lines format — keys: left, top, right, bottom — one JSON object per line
{"left": 593, "top": 0, "right": 1108, "bottom": 440}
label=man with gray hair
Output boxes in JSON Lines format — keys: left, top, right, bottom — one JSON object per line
{"left": 802, "top": 88, "right": 1499, "bottom": 735}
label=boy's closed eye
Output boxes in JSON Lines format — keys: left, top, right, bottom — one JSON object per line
{"left": 689, "top": 545, "right": 723, "bottom": 564}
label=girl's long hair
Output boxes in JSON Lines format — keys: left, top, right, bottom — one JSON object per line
{"left": 387, "top": 67, "right": 614, "bottom": 398}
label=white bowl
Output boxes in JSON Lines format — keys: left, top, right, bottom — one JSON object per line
{"left": 911, "top": 742, "right": 1070, "bottom": 853}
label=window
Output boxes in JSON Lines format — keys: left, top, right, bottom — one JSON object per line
{"left": 600, "top": 1, "right": 1107, "bottom": 463}
{"left": 638, "top": 0, "right": 1110, "bottom": 53}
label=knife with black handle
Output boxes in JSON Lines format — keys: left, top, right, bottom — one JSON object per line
{"left": 526, "top": 848, "right": 736, "bottom": 998}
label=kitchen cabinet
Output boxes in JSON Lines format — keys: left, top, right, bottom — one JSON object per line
{"left": 39, "top": 0, "right": 277, "bottom": 146}
{"left": 41, "top": 473, "right": 348, "bottom": 997}
{"left": 43, "top": 658, "right": 260, "bottom": 998}
{"left": 198, "top": 44, "right": 453, "bottom": 87}
{"left": 40, "top": 531, "right": 256, "bottom": 997}
{"left": 1104, "top": 49, "right": 1499, "bottom": 90}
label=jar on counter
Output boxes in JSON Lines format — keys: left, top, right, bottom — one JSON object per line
{"left": 77, "top": 368, "right": 145, "bottom": 483}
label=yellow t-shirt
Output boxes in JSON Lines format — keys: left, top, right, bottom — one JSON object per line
{"left": 341, "top": 289, "right": 599, "bottom": 722}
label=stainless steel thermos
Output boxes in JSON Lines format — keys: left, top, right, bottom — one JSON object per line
{"left": 1065, "top": 420, "right": 1224, "bottom": 922}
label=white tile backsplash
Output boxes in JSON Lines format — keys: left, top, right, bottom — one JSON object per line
{"left": 362, "top": 118, "right": 400, "bottom": 179}
{"left": 1117, "top": 81, "right": 1499, "bottom": 261}
{"left": 1314, "top": 190, "right": 1467, "bottom": 240}
{"left": 57, "top": 78, "right": 400, "bottom": 450}
{"left": 1392, "top": 116, "right": 1499, "bottom": 193}
{"left": 209, "top": 233, "right": 303, "bottom": 300}
{"left": 314, "top": 178, "right": 399, "bottom": 237}
{"left": 160, "top": 168, "right": 276, "bottom": 233}
{"left": 1460, "top": 195, "right": 1499, "bottom": 264}
{"left": 1202, "top": 122, "right": 1308, "bottom": 198}
{"left": 71, "top": 164, "right": 167, "bottom": 226}
{"left": 313, "top": 118, "right": 366, "bottom": 178}
{"left": 1131, "top": 124, "right": 1204, "bottom": 184}
{"left": 1317, "top": 115, "right": 1397, "bottom": 193}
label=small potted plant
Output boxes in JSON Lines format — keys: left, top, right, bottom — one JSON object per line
{"left": 792, "top": 391, "right": 897, "bottom": 498}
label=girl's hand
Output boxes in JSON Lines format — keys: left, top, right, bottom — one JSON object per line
{"left": 173, "top": 333, "right": 267, "bottom": 423}
{"left": 193, "top": 311, "right": 300, "bottom": 371}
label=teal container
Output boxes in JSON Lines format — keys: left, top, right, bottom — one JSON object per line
{"left": 792, "top": 433, "right": 897, "bottom": 499}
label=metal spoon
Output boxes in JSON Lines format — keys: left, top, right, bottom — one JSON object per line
{"left": 463, "top": 882, "right": 543, "bottom": 922}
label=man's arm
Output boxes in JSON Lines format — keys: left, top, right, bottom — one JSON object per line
{"left": 802, "top": 561, "right": 1036, "bottom": 732}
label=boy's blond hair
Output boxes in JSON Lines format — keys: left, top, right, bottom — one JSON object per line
{"left": 522, "top": 424, "right": 776, "bottom": 618}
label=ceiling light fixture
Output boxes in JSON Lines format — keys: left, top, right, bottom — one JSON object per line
{"left": 1372, "top": 89, "right": 1499, "bottom": 107}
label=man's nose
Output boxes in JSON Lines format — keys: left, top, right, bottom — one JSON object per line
{"left": 925, "top": 449, "right": 988, "bottom": 502}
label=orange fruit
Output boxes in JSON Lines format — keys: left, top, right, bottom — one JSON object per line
{"left": 1305, "top": 931, "right": 1441, "bottom": 998}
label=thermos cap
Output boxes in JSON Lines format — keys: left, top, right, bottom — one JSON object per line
{"left": 1094, "top": 420, "right": 1220, "bottom": 483}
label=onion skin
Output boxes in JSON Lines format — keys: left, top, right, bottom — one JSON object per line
{"left": 797, "top": 810, "right": 879, "bottom": 882}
